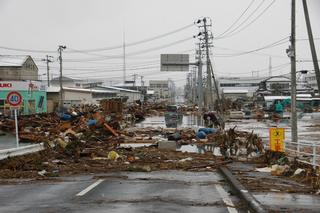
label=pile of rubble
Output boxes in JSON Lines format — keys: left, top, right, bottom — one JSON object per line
{"left": 0, "top": 144, "right": 231, "bottom": 179}
{"left": 0, "top": 105, "right": 121, "bottom": 144}
{"left": 260, "top": 150, "right": 320, "bottom": 190}
{"left": 0, "top": 100, "right": 268, "bottom": 180}
{"left": 0, "top": 115, "right": 265, "bottom": 180}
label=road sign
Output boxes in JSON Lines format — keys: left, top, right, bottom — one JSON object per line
{"left": 5, "top": 91, "right": 22, "bottom": 148}
{"left": 160, "top": 54, "right": 189, "bottom": 71}
{"left": 6, "top": 91, "right": 22, "bottom": 107}
{"left": 269, "top": 128, "right": 285, "bottom": 152}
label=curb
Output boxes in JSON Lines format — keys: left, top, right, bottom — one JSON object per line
{"left": 219, "top": 166, "right": 267, "bottom": 213}
{"left": 0, "top": 143, "right": 45, "bottom": 161}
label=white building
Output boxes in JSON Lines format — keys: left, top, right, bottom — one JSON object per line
{"left": 305, "top": 72, "right": 319, "bottom": 93}
{"left": 50, "top": 76, "right": 103, "bottom": 88}
{"left": 218, "top": 76, "right": 265, "bottom": 98}
{"left": 223, "top": 89, "right": 249, "bottom": 100}
{"left": 93, "top": 85, "right": 142, "bottom": 103}
{"left": 46, "top": 87, "right": 117, "bottom": 112}
{"left": 149, "top": 79, "right": 175, "bottom": 102}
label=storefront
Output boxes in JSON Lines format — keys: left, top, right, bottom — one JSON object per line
{"left": 0, "top": 81, "right": 46, "bottom": 115}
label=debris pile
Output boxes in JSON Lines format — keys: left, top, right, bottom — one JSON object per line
{"left": 122, "top": 126, "right": 265, "bottom": 159}
{"left": 197, "top": 127, "right": 265, "bottom": 158}
{"left": 0, "top": 140, "right": 231, "bottom": 179}
{"left": 258, "top": 150, "right": 320, "bottom": 190}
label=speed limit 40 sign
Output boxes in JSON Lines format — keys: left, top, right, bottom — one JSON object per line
{"left": 6, "top": 91, "right": 23, "bottom": 107}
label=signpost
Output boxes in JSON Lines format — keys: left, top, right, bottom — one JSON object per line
{"left": 269, "top": 128, "right": 285, "bottom": 152}
{"left": 6, "top": 91, "right": 23, "bottom": 148}
{"left": 160, "top": 54, "right": 190, "bottom": 71}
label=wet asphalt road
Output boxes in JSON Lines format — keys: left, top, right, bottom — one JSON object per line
{"left": 1, "top": 114, "right": 320, "bottom": 212}
{"left": 0, "top": 171, "right": 246, "bottom": 213}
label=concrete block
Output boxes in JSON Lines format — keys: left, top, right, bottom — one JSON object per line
{"left": 158, "top": 140, "right": 176, "bottom": 151}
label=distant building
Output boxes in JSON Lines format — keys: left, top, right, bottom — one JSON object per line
{"left": 114, "top": 81, "right": 148, "bottom": 94}
{"left": 46, "top": 87, "right": 117, "bottom": 112}
{"left": 149, "top": 79, "right": 175, "bottom": 102}
{"left": 218, "top": 76, "right": 264, "bottom": 98}
{"left": 0, "top": 55, "right": 38, "bottom": 81}
{"left": 0, "top": 56, "right": 46, "bottom": 115}
{"left": 92, "top": 85, "right": 142, "bottom": 103}
{"left": 305, "top": 71, "right": 319, "bottom": 93}
{"left": 223, "top": 89, "right": 248, "bottom": 100}
{"left": 0, "top": 81, "right": 46, "bottom": 115}
{"left": 50, "top": 76, "right": 76, "bottom": 87}
{"left": 256, "top": 76, "right": 291, "bottom": 96}
{"left": 50, "top": 76, "right": 103, "bottom": 88}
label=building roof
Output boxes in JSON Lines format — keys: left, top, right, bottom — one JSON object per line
{"left": 146, "top": 90, "right": 155, "bottom": 95}
{"left": 51, "top": 76, "right": 77, "bottom": 83}
{"left": 264, "top": 96, "right": 290, "bottom": 101}
{"left": 223, "top": 89, "right": 249, "bottom": 94}
{"left": 0, "top": 55, "right": 30, "bottom": 67}
{"left": 47, "top": 86, "right": 116, "bottom": 94}
{"left": 218, "top": 76, "right": 266, "bottom": 84}
{"left": 114, "top": 81, "right": 149, "bottom": 87}
{"left": 264, "top": 76, "right": 290, "bottom": 82}
{"left": 264, "top": 95, "right": 314, "bottom": 101}
{"left": 97, "top": 85, "right": 140, "bottom": 93}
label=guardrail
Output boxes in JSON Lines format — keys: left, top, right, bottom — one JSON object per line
{"left": 0, "top": 143, "right": 45, "bottom": 161}
{"left": 285, "top": 141, "right": 320, "bottom": 168}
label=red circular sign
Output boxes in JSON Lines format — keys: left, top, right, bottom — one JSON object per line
{"left": 6, "top": 91, "right": 23, "bottom": 107}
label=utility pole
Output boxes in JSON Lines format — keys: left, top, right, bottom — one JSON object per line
{"left": 133, "top": 73, "right": 138, "bottom": 88}
{"left": 209, "top": 62, "right": 222, "bottom": 113}
{"left": 302, "top": 0, "right": 320, "bottom": 94}
{"left": 269, "top": 57, "right": 272, "bottom": 77}
{"left": 140, "top": 75, "right": 145, "bottom": 104}
{"left": 289, "top": 0, "right": 298, "bottom": 149}
{"left": 58, "top": 45, "right": 66, "bottom": 112}
{"left": 140, "top": 75, "right": 144, "bottom": 91}
{"left": 192, "top": 69, "right": 197, "bottom": 104}
{"left": 203, "top": 18, "right": 214, "bottom": 110}
{"left": 123, "top": 31, "right": 126, "bottom": 84}
{"left": 42, "top": 55, "right": 53, "bottom": 87}
{"left": 197, "top": 43, "right": 203, "bottom": 110}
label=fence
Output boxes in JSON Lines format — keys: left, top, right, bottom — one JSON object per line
{"left": 285, "top": 141, "right": 320, "bottom": 168}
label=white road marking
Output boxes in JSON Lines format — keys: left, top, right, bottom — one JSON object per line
{"left": 76, "top": 179, "right": 104, "bottom": 197}
{"left": 215, "top": 184, "right": 238, "bottom": 213}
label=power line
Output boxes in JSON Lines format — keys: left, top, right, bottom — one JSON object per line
{"left": 213, "top": 36, "right": 288, "bottom": 57}
{"left": 0, "top": 23, "right": 194, "bottom": 54}
{"left": 37, "top": 60, "right": 161, "bottom": 71}
{"left": 67, "top": 23, "right": 194, "bottom": 52}
{"left": 0, "top": 46, "right": 57, "bottom": 53}
{"left": 216, "top": 0, "right": 276, "bottom": 39}
{"left": 216, "top": 0, "right": 256, "bottom": 38}
{"left": 55, "top": 48, "right": 195, "bottom": 64}
{"left": 215, "top": 62, "right": 290, "bottom": 76}
{"left": 59, "top": 65, "right": 161, "bottom": 76}
{"left": 63, "top": 37, "right": 193, "bottom": 62}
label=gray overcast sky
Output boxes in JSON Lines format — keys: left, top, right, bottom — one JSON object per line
{"left": 0, "top": 0, "right": 319, "bottom": 87}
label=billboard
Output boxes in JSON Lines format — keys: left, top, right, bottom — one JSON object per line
{"left": 160, "top": 54, "right": 189, "bottom": 72}
{"left": 0, "top": 81, "right": 44, "bottom": 91}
